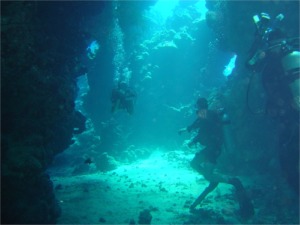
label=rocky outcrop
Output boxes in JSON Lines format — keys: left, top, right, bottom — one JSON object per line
{"left": 1, "top": 2, "right": 106, "bottom": 223}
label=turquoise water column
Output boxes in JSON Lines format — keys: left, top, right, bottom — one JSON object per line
{"left": 111, "top": 0, "right": 131, "bottom": 86}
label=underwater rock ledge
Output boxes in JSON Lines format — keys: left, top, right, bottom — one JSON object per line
{"left": 1, "top": 2, "right": 107, "bottom": 223}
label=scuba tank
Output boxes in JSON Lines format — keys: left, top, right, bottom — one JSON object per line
{"left": 263, "top": 37, "right": 300, "bottom": 112}
{"left": 281, "top": 48, "right": 300, "bottom": 111}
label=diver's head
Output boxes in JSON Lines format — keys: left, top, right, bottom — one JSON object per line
{"left": 196, "top": 97, "right": 208, "bottom": 110}
{"left": 253, "top": 12, "right": 271, "bottom": 36}
{"left": 196, "top": 98, "right": 208, "bottom": 119}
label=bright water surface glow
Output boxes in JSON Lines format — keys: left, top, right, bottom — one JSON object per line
{"left": 146, "top": 0, "right": 208, "bottom": 27}
{"left": 195, "top": 0, "right": 208, "bottom": 21}
{"left": 151, "top": 0, "right": 179, "bottom": 25}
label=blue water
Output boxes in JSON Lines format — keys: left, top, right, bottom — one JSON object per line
{"left": 49, "top": 1, "right": 299, "bottom": 224}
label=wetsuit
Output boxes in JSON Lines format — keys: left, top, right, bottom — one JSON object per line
{"left": 187, "top": 109, "right": 224, "bottom": 164}
{"left": 186, "top": 109, "right": 254, "bottom": 218}
{"left": 111, "top": 86, "right": 136, "bottom": 114}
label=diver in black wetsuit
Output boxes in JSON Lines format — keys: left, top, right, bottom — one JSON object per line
{"left": 179, "top": 97, "right": 254, "bottom": 219}
{"left": 111, "top": 81, "right": 137, "bottom": 115}
{"left": 246, "top": 12, "right": 299, "bottom": 195}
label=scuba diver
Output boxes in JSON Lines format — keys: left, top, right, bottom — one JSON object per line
{"left": 111, "top": 81, "right": 137, "bottom": 115}
{"left": 247, "top": 12, "right": 299, "bottom": 112}
{"left": 179, "top": 97, "right": 254, "bottom": 219}
{"left": 246, "top": 12, "right": 299, "bottom": 195}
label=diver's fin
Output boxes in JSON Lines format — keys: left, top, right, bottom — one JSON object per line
{"left": 229, "top": 178, "right": 254, "bottom": 219}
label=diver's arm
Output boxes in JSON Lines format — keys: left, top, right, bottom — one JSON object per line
{"left": 187, "top": 119, "right": 201, "bottom": 132}
{"left": 178, "top": 119, "right": 198, "bottom": 135}
{"left": 178, "top": 118, "right": 201, "bottom": 135}
{"left": 124, "top": 89, "right": 137, "bottom": 101}
{"left": 178, "top": 120, "right": 196, "bottom": 135}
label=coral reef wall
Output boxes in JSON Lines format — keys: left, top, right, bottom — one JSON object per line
{"left": 1, "top": 2, "right": 106, "bottom": 223}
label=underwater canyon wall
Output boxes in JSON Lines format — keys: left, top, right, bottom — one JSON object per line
{"left": 1, "top": 2, "right": 106, "bottom": 223}
{"left": 1, "top": 1, "right": 298, "bottom": 223}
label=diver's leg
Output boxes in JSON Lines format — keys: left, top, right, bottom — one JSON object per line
{"left": 190, "top": 152, "right": 219, "bottom": 211}
{"left": 111, "top": 100, "right": 120, "bottom": 113}
{"left": 190, "top": 150, "right": 207, "bottom": 173}
{"left": 192, "top": 151, "right": 254, "bottom": 218}
{"left": 126, "top": 101, "right": 134, "bottom": 115}
{"left": 190, "top": 148, "right": 219, "bottom": 211}
{"left": 190, "top": 182, "right": 218, "bottom": 211}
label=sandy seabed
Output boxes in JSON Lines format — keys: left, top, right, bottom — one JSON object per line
{"left": 52, "top": 150, "right": 240, "bottom": 224}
